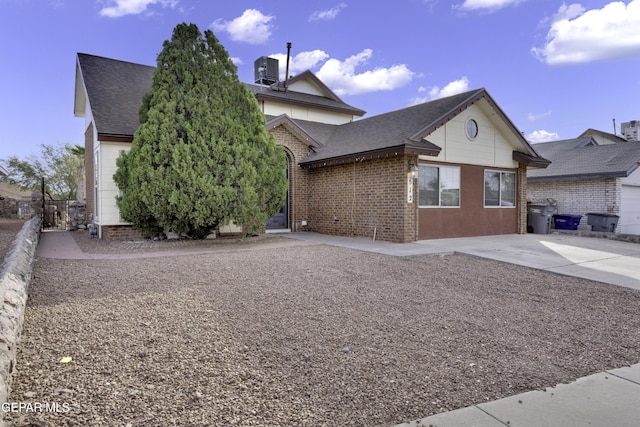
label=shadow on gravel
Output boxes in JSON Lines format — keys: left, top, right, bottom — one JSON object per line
{"left": 13, "top": 242, "right": 640, "bottom": 426}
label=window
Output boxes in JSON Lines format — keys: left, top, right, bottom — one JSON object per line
{"left": 466, "top": 118, "right": 478, "bottom": 139}
{"left": 484, "top": 170, "right": 516, "bottom": 207}
{"left": 419, "top": 165, "right": 460, "bottom": 207}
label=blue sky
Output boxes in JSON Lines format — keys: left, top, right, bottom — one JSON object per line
{"left": 1, "top": 0, "right": 639, "bottom": 162}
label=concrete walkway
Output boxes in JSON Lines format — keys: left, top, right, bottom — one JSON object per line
{"left": 35, "top": 230, "right": 640, "bottom": 427}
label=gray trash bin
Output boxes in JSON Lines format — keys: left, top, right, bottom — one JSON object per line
{"left": 587, "top": 213, "right": 619, "bottom": 232}
{"left": 527, "top": 204, "right": 554, "bottom": 234}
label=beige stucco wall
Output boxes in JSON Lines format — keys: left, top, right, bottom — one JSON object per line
{"left": 95, "top": 141, "right": 131, "bottom": 226}
{"left": 423, "top": 102, "right": 520, "bottom": 169}
{"left": 262, "top": 102, "right": 354, "bottom": 125}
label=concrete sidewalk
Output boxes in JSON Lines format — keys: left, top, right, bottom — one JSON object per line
{"left": 35, "top": 230, "right": 640, "bottom": 426}
{"left": 395, "top": 364, "right": 640, "bottom": 427}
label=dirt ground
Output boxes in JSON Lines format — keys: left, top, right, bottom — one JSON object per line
{"left": 4, "top": 229, "right": 640, "bottom": 426}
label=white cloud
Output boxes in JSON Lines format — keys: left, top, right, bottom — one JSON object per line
{"left": 412, "top": 77, "right": 470, "bottom": 104}
{"left": 528, "top": 110, "right": 552, "bottom": 121}
{"left": 309, "top": 3, "right": 347, "bottom": 21}
{"left": 264, "top": 48, "right": 414, "bottom": 96}
{"left": 456, "top": 0, "right": 525, "bottom": 12}
{"left": 269, "top": 50, "right": 330, "bottom": 78}
{"left": 533, "top": 1, "right": 640, "bottom": 65}
{"left": 211, "top": 9, "right": 274, "bottom": 45}
{"left": 314, "top": 49, "right": 415, "bottom": 96}
{"left": 527, "top": 130, "right": 560, "bottom": 143}
{"left": 99, "top": 0, "right": 177, "bottom": 17}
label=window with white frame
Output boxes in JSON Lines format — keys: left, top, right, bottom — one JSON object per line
{"left": 419, "top": 165, "right": 460, "bottom": 207}
{"left": 484, "top": 170, "right": 516, "bottom": 207}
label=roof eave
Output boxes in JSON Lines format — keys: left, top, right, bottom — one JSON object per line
{"left": 266, "top": 115, "right": 322, "bottom": 148}
{"left": 97, "top": 133, "right": 134, "bottom": 143}
{"left": 299, "top": 144, "right": 440, "bottom": 169}
{"left": 73, "top": 57, "right": 87, "bottom": 118}
{"left": 528, "top": 171, "right": 629, "bottom": 182}
{"left": 513, "top": 151, "right": 552, "bottom": 168}
{"left": 255, "top": 92, "right": 366, "bottom": 117}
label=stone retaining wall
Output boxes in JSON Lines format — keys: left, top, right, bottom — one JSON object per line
{"left": 0, "top": 216, "right": 41, "bottom": 425}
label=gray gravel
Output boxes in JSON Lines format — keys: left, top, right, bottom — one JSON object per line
{"left": 0, "top": 218, "right": 26, "bottom": 261}
{"left": 5, "top": 230, "right": 640, "bottom": 426}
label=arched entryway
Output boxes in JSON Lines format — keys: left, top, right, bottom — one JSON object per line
{"left": 266, "top": 152, "right": 291, "bottom": 231}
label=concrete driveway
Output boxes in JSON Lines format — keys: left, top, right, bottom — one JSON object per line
{"left": 285, "top": 232, "right": 640, "bottom": 290}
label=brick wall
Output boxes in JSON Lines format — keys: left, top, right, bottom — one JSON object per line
{"left": 528, "top": 178, "right": 621, "bottom": 230}
{"left": 269, "top": 126, "right": 310, "bottom": 231}
{"left": 306, "top": 156, "right": 416, "bottom": 243}
{"left": 517, "top": 164, "right": 528, "bottom": 234}
{"left": 102, "top": 225, "right": 144, "bottom": 241}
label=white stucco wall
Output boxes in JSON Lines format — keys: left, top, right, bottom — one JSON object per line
{"left": 421, "top": 102, "right": 519, "bottom": 169}
{"left": 95, "top": 141, "right": 131, "bottom": 226}
{"left": 262, "top": 102, "right": 354, "bottom": 125}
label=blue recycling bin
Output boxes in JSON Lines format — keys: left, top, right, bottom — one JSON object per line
{"left": 553, "top": 214, "right": 582, "bottom": 230}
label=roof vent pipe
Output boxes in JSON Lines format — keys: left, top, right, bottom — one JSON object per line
{"left": 284, "top": 42, "right": 291, "bottom": 92}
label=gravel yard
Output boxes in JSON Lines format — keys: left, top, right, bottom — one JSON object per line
{"left": 0, "top": 218, "right": 26, "bottom": 261}
{"left": 5, "top": 230, "right": 640, "bottom": 426}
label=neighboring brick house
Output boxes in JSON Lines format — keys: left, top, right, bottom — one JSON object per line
{"left": 528, "top": 136, "right": 640, "bottom": 234}
{"left": 74, "top": 53, "right": 549, "bottom": 242}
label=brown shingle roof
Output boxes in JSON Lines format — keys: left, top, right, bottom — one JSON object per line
{"left": 299, "top": 88, "right": 542, "bottom": 167}
{"left": 77, "top": 53, "right": 365, "bottom": 139}
{"left": 77, "top": 53, "right": 154, "bottom": 139}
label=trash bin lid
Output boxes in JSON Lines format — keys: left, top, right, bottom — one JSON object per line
{"left": 587, "top": 212, "right": 619, "bottom": 218}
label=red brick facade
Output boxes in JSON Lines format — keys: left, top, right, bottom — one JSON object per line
{"left": 417, "top": 163, "right": 519, "bottom": 240}
{"left": 306, "top": 156, "right": 417, "bottom": 242}
{"left": 269, "top": 126, "right": 310, "bottom": 231}
{"left": 271, "top": 124, "right": 531, "bottom": 243}
{"left": 102, "top": 225, "right": 144, "bottom": 241}
{"left": 98, "top": 124, "right": 529, "bottom": 243}
{"left": 270, "top": 124, "right": 419, "bottom": 242}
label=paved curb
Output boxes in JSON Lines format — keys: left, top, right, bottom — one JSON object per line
{"left": 0, "top": 216, "right": 41, "bottom": 427}
{"left": 394, "top": 363, "right": 640, "bottom": 427}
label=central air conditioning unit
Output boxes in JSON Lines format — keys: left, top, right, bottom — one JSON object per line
{"left": 621, "top": 120, "right": 639, "bottom": 142}
{"left": 254, "top": 56, "right": 279, "bottom": 86}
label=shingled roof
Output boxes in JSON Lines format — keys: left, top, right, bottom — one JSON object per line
{"left": 75, "top": 53, "right": 548, "bottom": 169}
{"left": 75, "top": 53, "right": 155, "bottom": 139}
{"left": 298, "top": 88, "right": 547, "bottom": 168}
{"left": 528, "top": 137, "right": 640, "bottom": 182}
{"left": 76, "top": 53, "right": 364, "bottom": 140}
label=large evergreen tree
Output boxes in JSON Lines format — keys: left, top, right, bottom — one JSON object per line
{"left": 114, "top": 23, "right": 287, "bottom": 239}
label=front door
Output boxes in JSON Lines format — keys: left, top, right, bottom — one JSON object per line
{"left": 266, "top": 164, "right": 288, "bottom": 230}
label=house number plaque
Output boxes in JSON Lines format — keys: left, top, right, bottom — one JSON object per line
{"left": 407, "top": 176, "right": 414, "bottom": 203}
